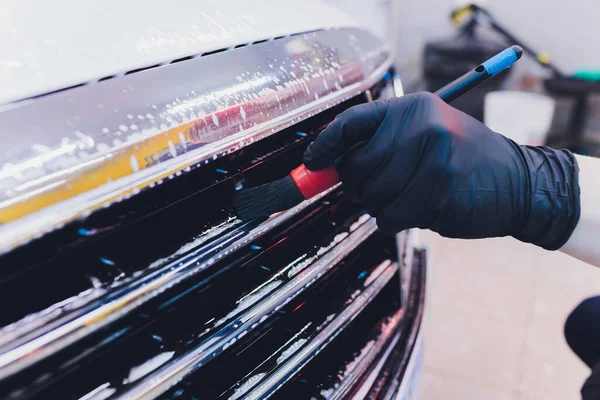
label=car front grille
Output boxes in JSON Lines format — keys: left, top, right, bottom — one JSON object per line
{"left": 0, "top": 28, "right": 426, "bottom": 400}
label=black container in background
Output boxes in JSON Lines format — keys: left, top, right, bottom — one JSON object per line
{"left": 423, "top": 35, "right": 511, "bottom": 121}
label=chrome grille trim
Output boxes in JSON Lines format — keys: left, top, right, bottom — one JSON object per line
{"left": 0, "top": 186, "right": 342, "bottom": 380}
{"left": 330, "top": 312, "right": 403, "bottom": 400}
{"left": 0, "top": 28, "right": 391, "bottom": 254}
{"left": 240, "top": 261, "right": 399, "bottom": 400}
{"left": 115, "top": 219, "right": 378, "bottom": 400}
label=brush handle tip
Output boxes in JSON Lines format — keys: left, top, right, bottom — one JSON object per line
{"left": 511, "top": 45, "right": 523, "bottom": 60}
{"left": 481, "top": 45, "right": 522, "bottom": 76}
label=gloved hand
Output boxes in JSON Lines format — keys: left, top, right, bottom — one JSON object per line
{"left": 303, "top": 92, "right": 581, "bottom": 250}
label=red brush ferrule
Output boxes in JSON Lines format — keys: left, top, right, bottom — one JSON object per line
{"left": 290, "top": 164, "right": 341, "bottom": 200}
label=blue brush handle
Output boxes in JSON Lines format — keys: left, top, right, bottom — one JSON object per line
{"left": 434, "top": 45, "right": 523, "bottom": 103}
{"left": 481, "top": 46, "right": 522, "bottom": 76}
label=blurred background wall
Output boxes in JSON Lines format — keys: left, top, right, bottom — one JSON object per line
{"left": 327, "top": 0, "right": 600, "bottom": 134}
{"left": 328, "top": 0, "right": 600, "bottom": 75}
{"left": 392, "top": 0, "right": 600, "bottom": 78}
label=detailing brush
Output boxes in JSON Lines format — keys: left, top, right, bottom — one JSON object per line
{"left": 234, "top": 45, "right": 523, "bottom": 221}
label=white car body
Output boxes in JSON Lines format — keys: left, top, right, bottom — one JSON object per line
{"left": 1, "top": 0, "right": 359, "bottom": 104}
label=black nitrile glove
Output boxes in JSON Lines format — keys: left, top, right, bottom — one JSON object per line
{"left": 303, "top": 92, "right": 581, "bottom": 250}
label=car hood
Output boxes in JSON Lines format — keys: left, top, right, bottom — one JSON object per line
{"left": 0, "top": 0, "right": 358, "bottom": 104}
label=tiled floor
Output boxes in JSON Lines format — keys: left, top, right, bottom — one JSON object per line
{"left": 419, "top": 231, "right": 600, "bottom": 400}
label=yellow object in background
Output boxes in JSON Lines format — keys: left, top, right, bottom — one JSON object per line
{"left": 538, "top": 52, "right": 551, "bottom": 65}
{"left": 451, "top": 5, "right": 475, "bottom": 25}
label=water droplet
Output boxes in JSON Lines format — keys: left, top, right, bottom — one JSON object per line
{"left": 168, "top": 141, "right": 177, "bottom": 158}
{"left": 78, "top": 228, "right": 97, "bottom": 236}
{"left": 89, "top": 276, "right": 103, "bottom": 288}
{"left": 130, "top": 155, "right": 140, "bottom": 172}
{"left": 100, "top": 257, "right": 115, "bottom": 266}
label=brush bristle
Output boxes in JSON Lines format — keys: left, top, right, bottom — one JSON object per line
{"left": 233, "top": 175, "right": 305, "bottom": 220}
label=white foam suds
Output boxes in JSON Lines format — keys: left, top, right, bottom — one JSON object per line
{"left": 223, "top": 337, "right": 237, "bottom": 351}
{"left": 343, "top": 340, "right": 376, "bottom": 376}
{"left": 318, "top": 340, "right": 377, "bottom": 398}
{"left": 333, "top": 232, "right": 348, "bottom": 243}
{"left": 287, "top": 255, "right": 316, "bottom": 278}
{"left": 89, "top": 276, "right": 103, "bottom": 289}
{"left": 129, "top": 155, "right": 140, "bottom": 172}
{"left": 349, "top": 214, "right": 371, "bottom": 232}
{"left": 316, "top": 314, "right": 336, "bottom": 332}
{"left": 125, "top": 351, "right": 174, "bottom": 384}
{"left": 168, "top": 140, "right": 177, "bottom": 158}
{"left": 147, "top": 216, "right": 239, "bottom": 270}
{"left": 287, "top": 217, "right": 361, "bottom": 279}
{"left": 316, "top": 237, "right": 338, "bottom": 257}
{"left": 229, "top": 373, "right": 266, "bottom": 400}
{"left": 215, "top": 280, "right": 282, "bottom": 327}
{"left": 276, "top": 338, "right": 307, "bottom": 364}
